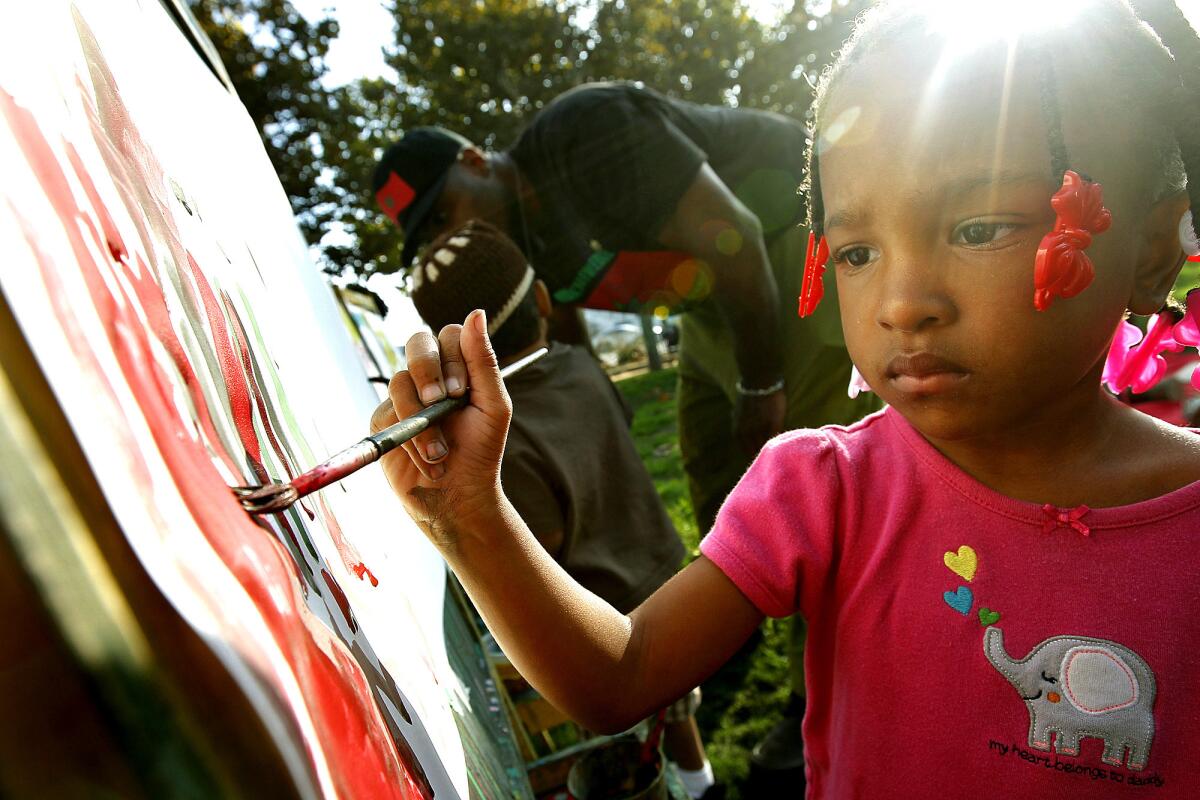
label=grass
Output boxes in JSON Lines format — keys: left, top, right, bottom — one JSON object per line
{"left": 616, "top": 367, "right": 795, "bottom": 799}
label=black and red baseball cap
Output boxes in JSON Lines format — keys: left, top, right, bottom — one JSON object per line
{"left": 372, "top": 127, "right": 473, "bottom": 266}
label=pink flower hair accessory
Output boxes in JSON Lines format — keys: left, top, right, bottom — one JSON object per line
{"left": 1101, "top": 319, "right": 1144, "bottom": 394}
{"left": 1033, "top": 171, "right": 1112, "bottom": 311}
{"left": 847, "top": 365, "right": 872, "bottom": 399}
{"left": 1103, "top": 312, "right": 1182, "bottom": 395}
{"left": 1172, "top": 289, "right": 1200, "bottom": 390}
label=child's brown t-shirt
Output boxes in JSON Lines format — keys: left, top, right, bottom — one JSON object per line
{"left": 501, "top": 343, "right": 686, "bottom": 614}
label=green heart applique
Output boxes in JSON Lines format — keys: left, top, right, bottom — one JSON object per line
{"left": 978, "top": 607, "right": 1001, "bottom": 626}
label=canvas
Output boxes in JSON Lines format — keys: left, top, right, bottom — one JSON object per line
{"left": 0, "top": 2, "right": 482, "bottom": 796}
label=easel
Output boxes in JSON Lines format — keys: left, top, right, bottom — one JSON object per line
{"left": 446, "top": 578, "right": 690, "bottom": 799}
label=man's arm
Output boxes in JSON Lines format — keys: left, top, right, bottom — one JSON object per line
{"left": 657, "top": 163, "right": 786, "bottom": 454}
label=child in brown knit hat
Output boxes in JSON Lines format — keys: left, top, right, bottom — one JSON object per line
{"left": 410, "top": 220, "right": 543, "bottom": 362}
{"left": 411, "top": 221, "right": 722, "bottom": 799}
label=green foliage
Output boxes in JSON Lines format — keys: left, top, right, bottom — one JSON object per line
{"left": 617, "top": 367, "right": 794, "bottom": 799}
{"left": 189, "top": 1, "right": 340, "bottom": 248}
{"left": 1172, "top": 259, "right": 1200, "bottom": 305}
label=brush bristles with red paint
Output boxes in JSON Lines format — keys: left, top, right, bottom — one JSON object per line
{"left": 235, "top": 347, "right": 548, "bottom": 515}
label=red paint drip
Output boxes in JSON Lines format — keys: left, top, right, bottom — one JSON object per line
{"left": 315, "top": 493, "right": 370, "bottom": 578}
{"left": 352, "top": 563, "right": 380, "bottom": 587}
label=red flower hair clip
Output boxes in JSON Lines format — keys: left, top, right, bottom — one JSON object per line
{"left": 798, "top": 231, "right": 830, "bottom": 318}
{"left": 1033, "top": 170, "right": 1111, "bottom": 311}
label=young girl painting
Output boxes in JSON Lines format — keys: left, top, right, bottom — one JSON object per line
{"left": 370, "top": 1, "right": 1200, "bottom": 795}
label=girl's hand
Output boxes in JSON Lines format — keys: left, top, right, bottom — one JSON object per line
{"left": 370, "top": 310, "right": 513, "bottom": 550}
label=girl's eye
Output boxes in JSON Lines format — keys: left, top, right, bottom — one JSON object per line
{"left": 953, "top": 221, "right": 1018, "bottom": 246}
{"left": 833, "top": 246, "right": 875, "bottom": 268}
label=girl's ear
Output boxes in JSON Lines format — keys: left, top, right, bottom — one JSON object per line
{"left": 1129, "top": 191, "right": 1191, "bottom": 315}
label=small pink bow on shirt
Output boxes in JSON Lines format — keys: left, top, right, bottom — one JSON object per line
{"left": 1042, "top": 504, "right": 1091, "bottom": 536}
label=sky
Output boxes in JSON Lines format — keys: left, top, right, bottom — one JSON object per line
{"left": 291, "top": 0, "right": 1200, "bottom": 88}
{"left": 289, "top": 0, "right": 797, "bottom": 87}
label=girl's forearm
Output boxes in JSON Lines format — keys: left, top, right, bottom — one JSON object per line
{"left": 443, "top": 497, "right": 653, "bottom": 732}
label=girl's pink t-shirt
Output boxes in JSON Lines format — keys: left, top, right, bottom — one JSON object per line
{"left": 701, "top": 407, "right": 1200, "bottom": 799}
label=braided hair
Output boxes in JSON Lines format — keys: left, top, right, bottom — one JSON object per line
{"left": 1132, "top": 0, "right": 1200, "bottom": 242}
{"left": 803, "top": 0, "right": 1197, "bottom": 248}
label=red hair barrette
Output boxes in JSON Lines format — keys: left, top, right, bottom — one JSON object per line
{"left": 1032, "top": 170, "right": 1111, "bottom": 311}
{"left": 799, "top": 230, "right": 830, "bottom": 318}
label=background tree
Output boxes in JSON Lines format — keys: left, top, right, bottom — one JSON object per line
{"left": 188, "top": 1, "right": 351, "bottom": 260}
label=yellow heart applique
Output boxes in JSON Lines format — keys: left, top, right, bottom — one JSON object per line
{"left": 943, "top": 545, "right": 977, "bottom": 582}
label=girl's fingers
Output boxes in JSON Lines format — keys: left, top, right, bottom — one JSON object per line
{"left": 404, "top": 330, "right": 447, "bottom": 406}
{"left": 401, "top": 439, "right": 443, "bottom": 482}
{"left": 370, "top": 398, "right": 397, "bottom": 435}
{"left": 460, "top": 310, "right": 510, "bottom": 419}
{"left": 403, "top": 330, "right": 455, "bottom": 464}
{"left": 387, "top": 367, "right": 448, "bottom": 467}
{"left": 437, "top": 324, "right": 468, "bottom": 396}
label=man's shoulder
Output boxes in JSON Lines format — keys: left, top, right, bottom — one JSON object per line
{"left": 512, "top": 82, "right": 667, "bottom": 149}
{"left": 533, "top": 81, "right": 651, "bottom": 117}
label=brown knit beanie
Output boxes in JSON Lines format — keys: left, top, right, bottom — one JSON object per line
{"left": 410, "top": 220, "right": 537, "bottom": 340}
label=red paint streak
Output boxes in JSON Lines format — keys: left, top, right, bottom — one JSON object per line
{"left": 322, "top": 568, "right": 359, "bottom": 634}
{"left": 215, "top": 291, "right": 322, "bottom": 567}
{"left": 224, "top": 293, "right": 297, "bottom": 479}
{"left": 65, "top": 141, "right": 240, "bottom": 478}
{"left": 183, "top": 251, "right": 267, "bottom": 483}
{"left": 1, "top": 78, "right": 429, "bottom": 800}
{"left": 353, "top": 563, "right": 380, "bottom": 588}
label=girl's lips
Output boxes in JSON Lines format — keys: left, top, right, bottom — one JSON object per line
{"left": 886, "top": 353, "right": 969, "bottom": 394}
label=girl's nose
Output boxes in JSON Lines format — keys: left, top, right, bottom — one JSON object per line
{"left": 875, "top": 258, "right": 956, "bottom": 334}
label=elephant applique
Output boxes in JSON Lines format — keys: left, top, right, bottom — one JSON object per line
{"left": 983, "top": 626, "right": 1156, "bottom": 771}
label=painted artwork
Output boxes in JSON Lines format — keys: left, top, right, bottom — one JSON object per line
{"left": 0, "top": 2, "right": 479, "bottom": 797}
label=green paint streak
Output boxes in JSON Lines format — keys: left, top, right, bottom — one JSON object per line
{"left": 235, "top": 286, "right": 317, "bottom": 469}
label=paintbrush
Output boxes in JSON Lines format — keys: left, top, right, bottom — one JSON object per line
{"left": 235, "top": 347, "right": 548, "bottom": 515}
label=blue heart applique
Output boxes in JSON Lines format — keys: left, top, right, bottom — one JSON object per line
{"left": 943, "top": 586, "right": 973, "bottom": 616}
